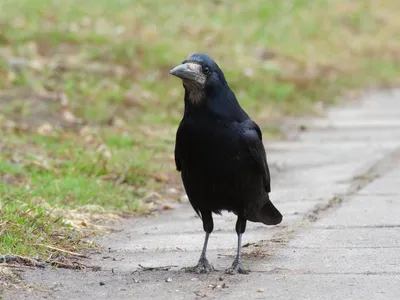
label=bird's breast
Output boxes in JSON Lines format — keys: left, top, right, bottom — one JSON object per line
{"left": 177, "top": 119, "right": 264, "bottom": 209}
{"left": 179, "top": 121, "right": 256, "bottom": 182}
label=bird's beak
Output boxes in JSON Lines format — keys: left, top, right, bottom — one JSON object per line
{"left": 169, "top": 63, "right": 199, "bottom": 81}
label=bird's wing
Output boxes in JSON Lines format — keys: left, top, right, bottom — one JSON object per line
{"left": 174, "top": 124, "right": 183, "bottom": 172}
{"left": 242, "top": 120, "right": 271, "bottom": 193}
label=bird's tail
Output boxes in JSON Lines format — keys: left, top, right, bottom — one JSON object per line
{"left": 248, "top": 194, "right": 282, "bottom": 225}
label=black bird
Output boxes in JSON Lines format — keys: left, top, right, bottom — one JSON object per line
{"left": 170, "top": 53, "right": 282, "bottom": 274}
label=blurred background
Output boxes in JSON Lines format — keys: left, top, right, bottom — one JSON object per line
{"left": 0, "top": 0, "right": 399, "bottom": 257}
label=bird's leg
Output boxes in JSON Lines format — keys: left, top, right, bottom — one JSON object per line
{"left": 185, "top": 210, "right": 215, "bottom": 274}
{"left": 227, "top": 232, "right": 248, "bottom": 274}
{"left": 226, "top": 216, "right": 249, "bottom": 275}
{"left": 192, "top": 232, "right": 214, "bottom": 272}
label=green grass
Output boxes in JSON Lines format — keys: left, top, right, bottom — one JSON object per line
{"left": 0, "top": 195, "right": 82, "bottom": 257}
{"left": 0, "top": 0, "right": 399, "bottom": 260}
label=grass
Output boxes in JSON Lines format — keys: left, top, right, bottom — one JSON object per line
{"left": 0, "top": 0, "right": 399, "bottom": 260}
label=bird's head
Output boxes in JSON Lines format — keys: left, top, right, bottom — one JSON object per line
{"left": 169, "top": 53, "right": 227, "bottom": 105}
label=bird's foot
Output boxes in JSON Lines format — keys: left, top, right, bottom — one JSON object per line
{"left": 225, "top": 259, "right": 249, "bottom": 275}
{"left": 184, "top": 257, "right": 215, "bottom": 274}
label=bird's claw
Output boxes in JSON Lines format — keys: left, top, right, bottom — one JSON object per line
{"left": 184, "top": 257, "right": 215, "bottom": 274}
{"left": 225, "top": 259, "right": 249, "bottom": 275}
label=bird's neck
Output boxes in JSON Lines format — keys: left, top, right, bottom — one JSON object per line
{"left": 183, "top": 86, "right": 248, "bottom": 122}
{"left": 206, "top": 86, "right": 248, "bottom": 121}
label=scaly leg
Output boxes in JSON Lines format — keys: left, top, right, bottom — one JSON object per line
{"left": 226, "top": 216, "right": 249, "bottom": 274}
{"left": 185, "top": 210, "right": 215, "bottom": 274}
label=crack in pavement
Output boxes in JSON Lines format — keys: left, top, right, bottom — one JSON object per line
{"left": 302, "top": 146, "right": 400, "bottom": 224}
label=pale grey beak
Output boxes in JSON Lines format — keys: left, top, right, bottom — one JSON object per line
{"left": 169, "top": 63, "right": 198, "bottom": 81}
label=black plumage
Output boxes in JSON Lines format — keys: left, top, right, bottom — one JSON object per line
{"left": 170, "top": 53, "right": 282, "bottom": 274}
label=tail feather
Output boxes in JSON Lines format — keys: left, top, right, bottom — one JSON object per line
{"left": 246, "top": 194, "right": 282, "bottom": 225}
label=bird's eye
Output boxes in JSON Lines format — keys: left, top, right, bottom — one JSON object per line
{"left": 202, "top": 66, "right": 211, "bottom": 75}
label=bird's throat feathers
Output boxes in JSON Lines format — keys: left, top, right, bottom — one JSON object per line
{"left": 184, "top": 82, "right": 247, "bottom": 120}
{"left": 183, "top": 81, "right": 205, "bottom": 105}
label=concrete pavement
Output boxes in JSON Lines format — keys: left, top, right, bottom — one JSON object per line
{"left": 5, "top": 89, "right": 400, "bottom": 299}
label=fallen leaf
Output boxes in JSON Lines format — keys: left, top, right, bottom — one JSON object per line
{"left": 37, "top": 123, "right": 53, "bottom": 136}
{"left": 163, "top": 205, "right": 174, "bottom": 210}
{"left": 151, "top": 173, "right": 168, "bottom": 183}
